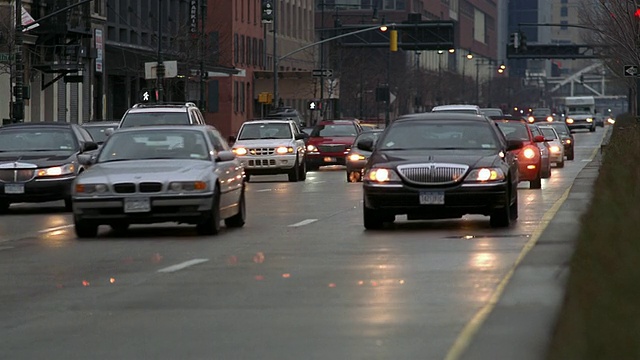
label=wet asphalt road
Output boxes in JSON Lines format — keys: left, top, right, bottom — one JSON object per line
{"left": 0, "top": 128, "right": 606, "bottom": 360}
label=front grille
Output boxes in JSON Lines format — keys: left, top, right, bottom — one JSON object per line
{"left": 248, "top": 159, "right": 276, "bottom": 167}
{"left": 139, "top": 182, "right": 162, "bottom": 192}
{"left": 113, "top": 183, "right": 136, "bottom": 193}
{"left": 0, "top": 169, "right": 35, "bottom": 182}
{"left": 398, "top": 163, "right": 468, "bottom": 185}
{"left": 318, "top": 144, "right": 346, "bottom": 153}
{"left": 249, "top": 148, "right": 275, "bottom": 156}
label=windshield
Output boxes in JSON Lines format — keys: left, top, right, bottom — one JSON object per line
{"left": 549, "top": 123, "right": 569, "bottom": 135}
{"left": 237, "top": 123, "right": 292, "bottom": 140}
{"left": 120, "top": 112, "right": 190, "bottom": 127}
{"left": 353, "top": 131, "right": 382, "bottom": 145}
{"left": 310, "top": 123, "right": 358, "bottom": 137}
{"left": 481, "top": 109, "right": 503, "bottom": 117}
{"left": 0, "top": 128, "right": 77, "bottom": 152}
{"left": 84, "top": 126, "right": 114, "bottom": 144}
{"left": 379, "top": 122, "right": 498, "bottom": 150}
{"left": 98, "top": 130, "right": 210, "bottom": 162}
{"left": 532, "top": 109, "right": 551, "bottom": 116}
{"left": 497, "top": 122, "right": 530, "bottom": 141}
{"left": 540, "top": 127, "right": 558, "bottom": 140}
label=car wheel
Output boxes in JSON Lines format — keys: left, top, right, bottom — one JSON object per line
{"left": 590, "top": 126, "right": 596, "bottom": 132}
{"left": 64, "top": 197, "right": 73, "bottom": 212}
{"left": 109, "top": 223, "right": 130, "bottom": 233}
{"left": 530, "top": 173, "right": 542, "bottom": 189}
{"left": 75, "top": 217, "right": 98, "bottom": 239}
{"left": 307, "top": 162, "right": 320, "bottom": 172}
{"left": 0, "top": 201, "right": 9, "bottom": 214}
{"left": 196, "top": 188, "right": 221, "bottom": 236}
{"left": 298, "top": 157, "right": 307, "bottom": 181}
{"left": 224, "top": 189, "right": 246, "bottom": 228}
{"left": 363, "top": 205, "right": 391, "bottom": 230}
{"left": 509, "top": 191, "right": 519, "bottom": 221}
{"left": 567, "top": 149, "right": 574, "bottom": 161}
{"left": 288, "top": 158, "right": 300, "bottom": 182}
{"left": 244, "top": 174, "right": 251, "bottom": 182}
{"left": 490, "top": 190, "right": 512, "bottom": 228}
{"left": 557, "top": 159, "right": 565, "bottom": 168}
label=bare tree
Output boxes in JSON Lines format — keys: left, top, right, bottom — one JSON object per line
{"left": 580, "top": 0, "right": 640, "bottom": 114}
{"left": 0, "top": 4, "right": 15, "bottom": 103}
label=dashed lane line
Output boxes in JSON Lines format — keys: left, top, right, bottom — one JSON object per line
{"left": 288, "top": 219, "right": 318, "bottom": 227}
{"left": 157, "top": 259, "right": 210, "bottom": 273}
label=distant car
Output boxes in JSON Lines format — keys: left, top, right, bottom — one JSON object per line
{"left": 264, "top": 107, "right": 305, "bottom": 127}
{"left": 527, "top": 108, "right": 556, "bottom": 123}
{"left": 118, "top": 102, "right": 206, "bottom": 128}
{"left": 495, "top": 118, "right": 546, "bottom": 189}
{"left": 82, "top": 121, "right": 120, "bottom": 145}
{"left": 0, "top": 122, "right": 98, "bottom": 212}
{"left": 565, "top": 111, "right": 596, "bottom": 132}
{"left": 431, "top": 104, "right": 483, "bottom": 115}
{"left": 538, "top": 125, "right": 565, "bottom": 168}
{"left": 305, "top": 120, "right": 363, "bottom": 171}
{"left": 72, "top": 125, "right": 245, "bottom": 238}
{"left": 345, "top": 129, "right": 383, "bottom": 183}
{"left": 547, "top": 122, "right": 575, "bottom": 160}
{"left": 360, "top": 112, "right": 521, "bottom": 229}
{"left": 527, "top": 124, "right": 552, "bottom": 179}
{"left": 231, "top": 119, "right": 308, "bottom": 182}
{"left": 480, "top": 108, "right": 505, "bottom": 120}
{"left": 594, "top": 113, "right": 605, "bottom": 127}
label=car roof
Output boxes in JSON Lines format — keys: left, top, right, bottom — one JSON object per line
{"left": 317, "top": 119, "right": 359, "bottom": 125}
{"left": 126, "top": 107, "right": 188, "bottom": 114}
{"left": 0, "top": 121, "right": 74, "bottom": 129}
{"left": 244, "top": 119, "right": 294, "bottom": 124}
{"left": 112, "top": 125, "right": 211, "bottom": 133}
{"left": 82, "top": 121, "right": 120, "bottom": 126}
{"left": 396, "top": 112, "right": 490, "bottom": 122}
{"left": 432, "top": 104, "right": 481, "bottom": 111}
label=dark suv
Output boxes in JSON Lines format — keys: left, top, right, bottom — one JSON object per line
{"left": 119, "top": 102, "right": 206, "bottom": 128}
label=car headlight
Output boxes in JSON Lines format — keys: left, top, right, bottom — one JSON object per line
{"left": 169, "top": 181, "right": 208, "bottom": 192}
{"left": 607, "top": 118, "right": 615, "bottom": 124}
{"left": 546, "top": 116, "right": 554, "bottom": 122}
{"left": 550, "top": 145, "right": 561, "bottom": 153}
{"left": 233, "top": 147, "right": 248, "bottom": 156}
{"left": 522, "top": 146, "right": 537, "bottom": 159}
{"left": 586, "top": 118, "right": 593, "bottom": 122}
{"left": 348, "top": 154, "right": 366, "bottom": 161}
{"left": 276, "top": 146, "right": 294, "bottom": 155}
{"left": 464, "top": 168, "right": 505, "bottom": 182}
{"left": 366, "top": 168, "right": 401, "bottom": 183}
{"left": 566, "top": 118, "right": 574, "bottom": 124}
{"left": 307, "top": 144, "right": 318, "bottom": 152}
{"left": 565, "top": 139, "right": 571, "bottom": 144}
{"left": 37, "top": 163, "right": 75, "bottom": 177}
{"left": 75, "top": 183, "right": 109, "bottom": 194}
{"left": 527, "top": 116, "right": 535, "bottom": 123}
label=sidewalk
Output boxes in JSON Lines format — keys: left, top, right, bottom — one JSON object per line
{"left": 458, "top": 148, "right": 603, "bottom": 360}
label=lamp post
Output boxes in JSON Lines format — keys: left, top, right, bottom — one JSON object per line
{"left": 199, "top": 0, "right": 207, "bottom": 111}
{"left": 156, "top": 0, "right": 165, "bottom": 104}
{"left": 273, "top": 0, "right": 279, "bottom": 108}
{"left": 385, "top": 48, "right": 390, "bottom": 127}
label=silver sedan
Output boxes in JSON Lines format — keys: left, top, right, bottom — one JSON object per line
{"left": 72, "top": 125, "right": 246, "bottom": 238}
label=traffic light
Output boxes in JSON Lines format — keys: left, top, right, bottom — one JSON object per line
{"left": 308, "top": 100, "right": 321, "bottom": 111}
{"left": 261, "top": 0, "right": 274, "bottom": 24}
{"left": 519, "top": 31, "right": 527, "bottom": 52}
{"left": 635, "top": 7, "right": 640, "bottom": 19}
{"left": 390, "top": 29, "right": 398, "bottom": 52}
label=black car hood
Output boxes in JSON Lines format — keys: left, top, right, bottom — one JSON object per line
{"left": 370, "top": 149, "right": 501, "bottom": 168}
{"left": 0, "top": 151, "right": 76, "bottom": 168}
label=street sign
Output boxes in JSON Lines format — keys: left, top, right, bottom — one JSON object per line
{"left": 312, "top": 69, "right": 333, "bottom": 78}
{"left": 0, "top": 53, "right": 13, "bottom": 63}
{"left": 624, "top": 65, "right": 638, "bottom": 77}
{"left": 145, "top": 61, "right": 178, "bottom": 79}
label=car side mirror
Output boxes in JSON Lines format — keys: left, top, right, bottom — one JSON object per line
{"left": 533, "top": 135, "right": 545, "bottom": 143}
{"left": 357, "top": 138, "right": 374, "bottom": 152}
{"left": 506, "top": 139, "right": 524, "bottom": 151}
{"left": 104, "top": 128, "right": 115, "bottom": 137}
{"left": 216, "top": 150, "right": 236, "bottom": 162}
{"left": 82, "top": 141, "right": 99, "bottom": 152}
{"left": 295, "top": 133, "right": 308, "bottom": 140}
{"left": 77, "top": 153, "right": 96, "bottom": 166}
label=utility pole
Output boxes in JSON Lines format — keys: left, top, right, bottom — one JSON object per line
{"left": 319, "top": 0, "right": 325, "bottom": 120}
{"left": 156, "top": 0, "right": 165, "bottom": 104}
{"left": 273, "top": 0, "right": 279, "bottom": 109}
{"left": 13, "top": 0, "right": 24, "bottom": 122}
{"left": 385, "top": 49, "right": 390, "bottom": 127}
{"left": 199, "top": 0, "right": 206, "bottom": 111}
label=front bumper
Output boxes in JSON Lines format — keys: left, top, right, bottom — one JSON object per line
{"left": 549, "top": 151, "right": 564, "bottom": 164}
{"left": 306, "top": 153, "right": 347, "bottom": 167}
{"left": 566, "top": 120, "right": 594, "bottom": 130}
{"left": 363, "top": 181, "right": 508, "bottom": 218}
{"left": 516, "top": 161, "right": 539, "bottom": 182}
{"left": 238, "top": 154, "right": 297, "bottom": 175}
{"left": 73, "top": 193, "right": 214, "bottom": 225}
{"left": 345, "top": 159, "right": 368, "bottom": 173}
{"left": 0, "top": 176, "right": 75, "bottom": 203}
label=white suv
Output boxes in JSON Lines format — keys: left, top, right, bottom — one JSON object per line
{"left": 118, "top": 103, "right": 206, "bottom": 128}
{"left": 231, "top": 120, "right": 308, "bottom": 182}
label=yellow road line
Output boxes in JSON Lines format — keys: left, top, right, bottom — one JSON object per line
{"left": 444, "top": 186, "right": 572, "bottom": 360}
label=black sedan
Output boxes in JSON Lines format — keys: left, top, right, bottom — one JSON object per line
{"left": 360, "top": 113, "right": 521, "bottom": 229}
{"left": 346, "top": 129, "right": 383, "bottom": 182}
{"left": 547, "top": 122, "right": 575, "bottom": 160}
{"left": 0, "top": 122, "right": 98, "bottom": 212}
{"left": 81, "top": 121, "right": 120, "bottom": 145}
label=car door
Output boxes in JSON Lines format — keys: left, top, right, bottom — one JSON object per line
{"left": 290, "top": 122, "right": 306, "bottom": 158}
{"left": 207, "top": 129, "right": 243, "bottom": 209}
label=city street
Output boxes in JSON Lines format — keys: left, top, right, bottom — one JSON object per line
{"left": 0, "top": 129, "right": 605, "bottom": 360}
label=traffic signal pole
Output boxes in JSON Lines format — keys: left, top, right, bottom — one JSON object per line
{"left": 156, "top": 0, "right": 165, "bottom": 104}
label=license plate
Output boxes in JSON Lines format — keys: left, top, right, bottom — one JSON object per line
{"left": 324, "top": 157, "right": 336, "bottom": 162}
{"left": 4, "top": 184, "right": 24, "bottom": 194}
{"left": 419, "top": 191, "right": 445, "bottom": 205}
{"left": 124, "top": 197, "right": 151, "bottom": 213}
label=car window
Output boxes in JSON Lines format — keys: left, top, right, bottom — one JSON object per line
{"left": 120, "top": 112, "right": 190, "bottom": 127}
{"left": 532, "top": 109, "right": 551, "bottom": 116}
{"left": 208, "top": 129, "right": 229, "bottom": 152}
{"left": 311, "top": 124, "right": 358, "bottom": 137}
{"left": 353, "top": 131, "right": 382, "bottom": 145}
{"left": 481, "top": 109, "right": 503, "bottom": 117}
{"left": 528, "top": 126, "right": 542, "bottom": 137}
{"left": 0, "top": 128, "right": 77, "bottom": 152}
{"left": 84, "top": 126, "right": 112, "bottom": 143}
{"left": 98, "top": 130, "right": 210, "bottom": 162}
{"left": 550, "top": 124, "right": 569, "bottom": 135}
{"left": 379, "top": 122, "right": 498, "bottom": 150}
{"left": 496, "top": 122, "right": 530, "bottom": 141}
{"left": 238, "top": 123, "right": 293, "bottom": 140}
{"left": 540, "top": 127, "right": 558, "bottom": 140}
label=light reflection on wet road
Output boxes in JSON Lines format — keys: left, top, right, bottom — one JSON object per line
{"left": 0, "top": 130, "right": 605, "bottom": 359}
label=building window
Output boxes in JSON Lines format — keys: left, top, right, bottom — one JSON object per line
{"left": 259, "top": 40, "right": 264, "bottom": 68}
{"left": 561, "top": 0, "right": 567, "bottom": 3}
{"left": 246, "top": 37, "right": 251, "bottom": 65}
{"left": 240, "top": 35, "right": 245, "bottom": 65}
{"left": 560, "top": 20, "right": 568, "bottom": 30}
{"left": 253, "top": 38, "right": 258, "bottom": 66}
{"left": 234, "top": 81, "right": 239, "bottom": 112}
{"left": 560, "top": 6, "right": 568, "bottom": 17}
{"left": 234, "top": 33, "right": 239, "bottom": 64}
{"left": 241, "top": 82, "right": 246, "bottom": 113}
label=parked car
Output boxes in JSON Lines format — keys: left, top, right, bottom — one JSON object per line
{"left": 72, "top": 125, "right": 245, "bottom": 238}
{"left": 0, "top": 122, "right": 98, "bottom": 212}
{"left": 547, "top": 122, "right": 575, "bottom": 160}
{"left": 360, "top": 112, "right": 521, "bottom": 229}
{"left": 231, "top": 119, "right": 308, "bottom": 182}
{"left": 305, "top": 120, "right": 363, "bottom": 171}
{"left": 495, "top": 119, "right": 546, "bottom": 189}
{"left": 118, "top": 102, "right": 206, "bottom": 128}
{"left": 538, "top": 125, "right": 565, "bottom": 168}
{"left": 345, "top": 129, "right": 383, "bottom": 183}
{"left": 527, "top": 124, "right": 552, "bottom": 179}
{"left": 81, "top": 121, "right": 120, "bottom": 145}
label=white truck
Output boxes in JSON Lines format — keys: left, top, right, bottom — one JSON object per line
{"left": 564, "top": 96, "right": 596, "bottom": 132}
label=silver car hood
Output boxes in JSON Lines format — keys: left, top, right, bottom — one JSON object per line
{"left": 78, "top": 159, "right": 212, "bottom": 184}
{"left": 233, "top": 139, "right": 294, "bottom": 148}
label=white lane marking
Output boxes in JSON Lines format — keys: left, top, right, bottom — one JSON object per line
{"left": 0, "top": 246, "right": 14, "bottom": 251}
{"left": 157, "top": 259, "right": 209, "bottom": 273}
{"left": 38, "top": 225, "right": 74, "bottom": 233}
{"left": 256, "top": 189, "right": 273, "bottom": 192}
{"left": 288, "top": 219, "right": 318, "bottom": 227}
{"left": 581, "top": 159, "right": 591, "bottom": 162}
